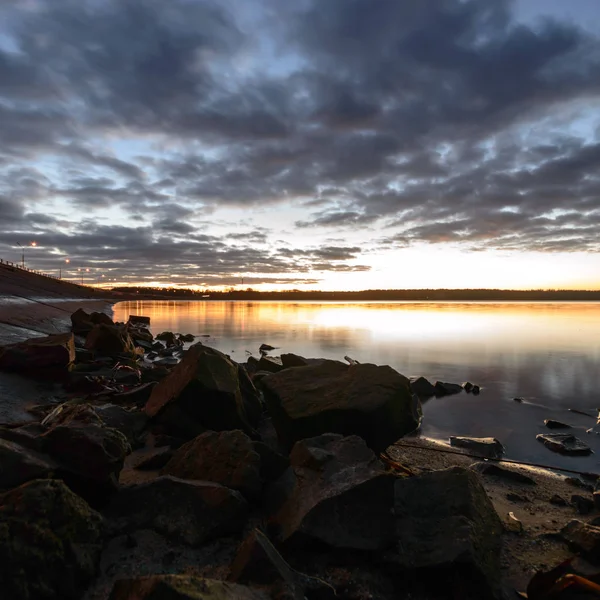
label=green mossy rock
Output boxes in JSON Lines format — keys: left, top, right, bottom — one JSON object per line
{"left": 0, "top": 478, "right": 103, "bottom": 600}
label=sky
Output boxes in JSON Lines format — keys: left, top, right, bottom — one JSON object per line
{"left": 1, "top": 0, "right": 600, "bottom": 291}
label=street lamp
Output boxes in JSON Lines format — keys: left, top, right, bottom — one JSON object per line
{"left": 60, "top": 258, "right": 70, "bottom": 279}
{"left": 16, "top": 241, "right": 37, "bottom": 269}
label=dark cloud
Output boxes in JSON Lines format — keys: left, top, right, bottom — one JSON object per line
{"left": 0, "top": 0, "right": 599, "bottom": 287}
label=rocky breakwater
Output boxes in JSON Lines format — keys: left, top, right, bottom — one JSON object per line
{"left": 0, "top": 310, "right": 516, "bottom": 599}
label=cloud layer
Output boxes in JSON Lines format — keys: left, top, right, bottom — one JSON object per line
{"left": 1, "top": 0, "right": 599, "bottom": 286}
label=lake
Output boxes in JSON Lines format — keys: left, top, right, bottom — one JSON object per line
{"left": 114, "top": 300, "right": 600, "bottom": 473}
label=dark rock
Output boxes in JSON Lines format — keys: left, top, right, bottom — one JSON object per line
{"left": 105, "top": 476, "right": 248, "bottom": 546}
{"left": 145, "top": 343, "right": 262, "bottom": 440}
{"left": 566, "top": 476, "right": 595, "bottom": 492}
{"left": 0, "top": 479, "right": 103, "bottom": 600}
{"left": 154, "top": 433, "right": 186, "bottom": 449}
{"left": 561, "top": 520, "right": 600, "bottom": 564}
{"left": 513, "top": 397, "right": 524, "bottom": 403}
{"left": 259, "top": 343, "right": 277, "bottom": 353}
{"left": 391, "top": 467, "right": 503, "bottom": 600}
{"left": 128, "top": 315, "right": 150, "bottom": 325}
{"left": 90, "top": 311, "right": 114, "bottom": 326}
{"left": 550, "top": 494, "right": 569, "bottom": 506}
{"left": 95, "top": 404, "right": 148, "bottom": 447}
{"left": 156, "top": 331, "right": 177, "bottom": 346}
{"left": 536, "top": 433, "right": 592, "bottom": 455}
{"left": 410, "top": 376, "right": 436, "bottom": 397}
{"left": 85, "top": 324, "right": 135, "bottom": 355}
{"left": 262, "top": 361, "right": 421, "bottom": 453}
{"left": 472, "top": 385, "right": 481, "bottom": 394}
{"left": 152, "top": 341, "right": 165, "bottom": 351}
{"left": 544, "top": 419, "right": 571, "bottom": 429}
{"left": 178, "top": 333, "right": 195, "bottom": 343}
{"left": 229, "top": 529, "right": 336, "bottom": 598}
{"left": 153, "top": 356, "right": 180, "bottom": 366}
{"left": 0, "top": 423, "right": 44, "bottom": 452}
{"left": 572, "top": 494, "right": 595, "bottom": 515}
{"left": 463, "top": 381, "right": 474, "bottom": 392}
{"left": 470, "top": 461, "right": 535, "bottom": 485}
{"left": 280, "top": 353, "right": 309, "bottom": 369}
{"left": 0, "top": 438, "right": 57, "bottom": 489}
{"left": 110, "top": 382, "right": 157, "bottom": 407}
{"left": 257, "top": 355, "right": 284, "bottom": 374}
{"left": 109, "top": 575, "right": 269, "bottom": 600}
{"left": 449, "top": 436, "right": 505, "bottom": 458}
{"left": 506, "top": 492, "right": 530, "bottom": 503}
{"left": 133, "top": 338, "right": 153, "bottom": 352}
{"left": 434, "top": 381, "right": 463, "bottom": 396}
{"left": 71, "top": 308, "right": 95, "bottom": 335}
{"left": 161, "top": 430, "right": 263, "bottom": 500}
{"left": 141, "top": 365, "right": 171, "bottom": 384}
{"left": 270, "top": 434, "right": 397, "bottom": 550}
{"left": 133, "top": 449, "right": 174, "bottom": 471}
{"left": 41, "top": 415, "right": 131, "bottom": 503}
{"left": 0, "top": 332, "right": 75, "bottom": 375}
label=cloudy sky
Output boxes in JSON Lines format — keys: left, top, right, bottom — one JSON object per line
{"left": 1, "top": 0, "right": 600, "bottom": 290}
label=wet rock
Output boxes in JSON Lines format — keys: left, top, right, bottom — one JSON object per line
{"left": 0, "top": 438, "right": 57, "bottom": 489}
{"left": 571, "top": 494, "right": 594, "bottom": 515}
{"left": 0, "top": 479, "right": 103, "bottom": 600}
{"left": 560, "top": 520, "right": 600, "bottom": 564}
{"left": 470, "top": 462, "right": 535, "bottom": 485}
{"left": 434, "top": 381, "right": 463, "bottom": 396}
{"left": 0, "top": 423, "right": 44, "bottom": 452}
{"left": 179, "top": 333, "right": 195, "bottom": 343}
{"left": 513, "top": 397, "right": 524, "bottom": 403}
{"left": 128, "top": 315, "right": 150, "bottom": 326}
{"left": 109, "top": 575, "right": 269, "bottom": 600}
{"left": 153, "top": 356, "right": 180, "bottom": 366}
{"left": 85, "top": 324, "right": 135, "bottom": 355}
{"left": 449, "top": 436, "right": 505, "bottom": 458}
{"left": 549, "top": 494, "right": 568, "bottom": 507}
{"left": 270, "top": 434, "right": 397, "bottom": 550}
{"left": 280, "top": 353, "right": 309, "bottom": 369}
{"left": 463, "top": 381, "right": 474, "bottom": 392}
{"left": 391, "top": 467, "right": 503, "bottom": 600}
{"left": 257, "top": 355, "right": 284, "bottom": 374}
{"left": 156, "top": 331, "right": 177, "bottom": 346}
{"left": 410, "top": 376, "right": 436, "bottom": 397}
{"left": 472, "top": 385, "right": 481, "bottom": 394}
{"left": 259, "top": 343, "right": 277, "bottom": 353}
{"left": 536, "top": 433, "right": 592, "bottom": 455}
{"left": 41, "top": 417, "right": 131, "bottom": 504}
{"left": 161, "top": 430, "right": 263, "bottom": 500}
{"left": 90, "top": 311, "right": 114, "bottom": 326}
{"left": 0, "top": 332, "right": 75, "bottom": 375}
{"left": 104, "top": 476, "right": 248, "bottom": 546}
{"left": 262, "top": 361, "right": 421, "bottom": 453}
{"left": 229, "top": 528, "right": 336, "bottom": 598}
{"left": 145, "top": 343, "right": 262, "bottom": 440}
{"left": 544, "top": 419, "right": 571, "bottom": 429}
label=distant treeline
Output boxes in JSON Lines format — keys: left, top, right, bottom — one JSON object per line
{"left": 112, "top": 287, "right": 600, "bottom": 301}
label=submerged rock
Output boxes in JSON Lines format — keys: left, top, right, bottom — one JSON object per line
{"left": 449, "top": 436, "right": 505, "bottom": 458}
{"left": 262, "top": 361, "right": 421, "bottom": 453}
{"left": 0, "top": 332, "right": 75, "bottom": 375}
{"left": 434, "top": 381, "right": 463, "bottom": 396}
{"left": 0, "top": 478, "right": 103, "bottom": 600}
{"left": 269, "top": 434, "right": 397, "bottom": 550}
{"left": 544, "top": 419, "right": 571, "bottom": 429}
{"left": 109, "top": 575, "right": 269, "bottom": 600}
{"left": 145, "top": 343, "right": 262, "bottom": 440}
{"left": 536, "top": 433, "right": 592, "bottom": 456}
{"left": 391, "top": 467, "right": 503, "bottom": 599}
{"left": 105, "top": 476, "right": 248, "bottom": 546}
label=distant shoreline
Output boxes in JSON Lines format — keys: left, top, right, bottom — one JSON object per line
{"left": 114, "top": 287, "right": 600, "bottom": 302}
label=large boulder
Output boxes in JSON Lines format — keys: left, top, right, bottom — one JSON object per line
{"left": 41, "top": 413, "right": 131, "bottom": 504}
{"left": 0, "top": 332, "right": 75, "bottom": 375}
{"left": 269, "top": 434, "right": 397, "bottom": 550}
{"left": 84, "top": 324, "right": 135, "bottom": 355}
{"left": 104, "top": 476, "right": 248, "bottom": 546}
{"left": 161, "top": 429, "right": 263, "bottom": 500}
{"left": 560, "top": 520, "right": 600, "bottom": 564}
{"left": 0, "top": 438, "right": 57, "bottom": 490}
{"left": 109, "top": 576, "right": 269, "bottom": 600}
{"left": 262, "top": 361, "right": 421, "bottom": 453}
{"left": 391, "top": 467, "right": 503, "bottom": 599}
{"left": 94, "top": 404, "right": 148, "bottom": 448}
{"left": 145, "top": 343, "right": 262, "bottom": 439}
{"left": 71, "top": 308, "right": 94, "bottom": 335}
{"left": 0, "top": 479, "right": 103, "bottom": 600}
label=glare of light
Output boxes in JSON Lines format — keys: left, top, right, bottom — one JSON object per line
{"left": 65, "top": 258, "right": 70, "bottom": 263}
{"left": 30, "top": 241, "right": 37, "bottom": 247}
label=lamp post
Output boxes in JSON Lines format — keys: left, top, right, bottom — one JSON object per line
{"left": 16, "top": 241, "right": 37, "bottom": 269}
{"left": 60, "top": 258, "right": 70, "bottom": 280}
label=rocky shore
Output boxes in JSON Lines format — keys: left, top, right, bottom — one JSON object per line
{"left": 1, "top": 307, "right": 600, "bottom": 599}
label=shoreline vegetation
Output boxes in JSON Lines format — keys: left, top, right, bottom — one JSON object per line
{"left": 114, "top": 286, "right": 600, "bottom": 302}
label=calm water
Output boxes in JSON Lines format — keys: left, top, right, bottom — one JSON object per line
{"left": 114, "top": 300, "right": 600, "bottom": 472}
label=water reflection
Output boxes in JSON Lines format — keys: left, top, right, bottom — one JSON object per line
{"left": 114, "top": 301, "right": 600, "bottom": 472}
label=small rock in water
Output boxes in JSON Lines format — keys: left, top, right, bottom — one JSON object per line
{"left": 449, "top": 436, "right": 504, "bottom": 458}
{"left": 434, "top": 381, "right": 463, "bottom": 396}
{"left": 462, "top": 381, "right": 473, "bottom": 392}
{"left": 536, "top": 433, "right": 592, "bottom": 456}
{"left": 544, "top": 419, "right": 571, "bottom": 429}
{"left": 513, "top": 397, "right": 524, "bottom": 403}
{"left": 410, "top": 376, "right": 436, "bottom": 397}
{"left": 259, "top": 343, "right": 277, "bottom": 353}
{"left": 472, "top": 385, "right": 481, "bottom": 395}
